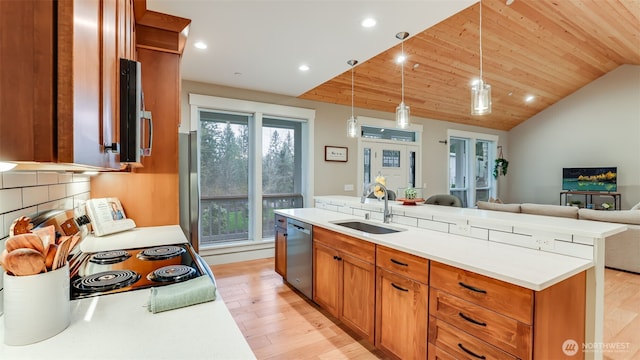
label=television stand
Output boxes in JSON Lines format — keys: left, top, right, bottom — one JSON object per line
{"left": 559, "top": 191, "right": 621, "bottom": 210}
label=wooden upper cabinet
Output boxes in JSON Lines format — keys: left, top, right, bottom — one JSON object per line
{"left": 58, "top": 0, "right": 137, "bottom": 169}
{"left": 0, "top": 0, "right": 136, "bottom": 169}
{"left": 0, "top": 0, "right": 56, "bottom": 162}
{"left": 100, "top": 0, "right": 135, "bottom": 169}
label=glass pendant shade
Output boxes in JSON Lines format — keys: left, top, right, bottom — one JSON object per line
{"left": 471, "top": 80, "right": 492, "bottom": 115}
{"left": 346, "top": 116, "right": 358, "bottom": 137}
{"left": 396, "top": 102, "right": 410, "bottom": 129}
{"left": 471, "top": 0, "right": 491, "bottom": 116}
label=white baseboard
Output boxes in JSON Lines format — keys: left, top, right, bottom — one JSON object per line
{"left": 201, "top": 247, "right": 274, "bottom": 266}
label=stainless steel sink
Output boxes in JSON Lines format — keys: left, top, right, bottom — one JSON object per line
{"left": 330, "top": 220, "right": 405, "bottom": 234}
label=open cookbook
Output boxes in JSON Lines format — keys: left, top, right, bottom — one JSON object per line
{"left": 85, "top": 197, "right": 136, "bottom": 236}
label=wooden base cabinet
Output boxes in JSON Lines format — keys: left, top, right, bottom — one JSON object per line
{"left": 429, "top": 261, "right": 586, "bottom": 360}
{"left": 274, "top": 215, "right": 287, "bottom": 278}
{"left": 375, "top": 245, "right": 429, "bottom": 360}
{"left": 313, "top": 227, "right": 375, "bottom": 343}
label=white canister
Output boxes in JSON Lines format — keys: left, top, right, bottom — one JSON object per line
{"left": 3, "top": 264, "right": 70, "bottom": 346}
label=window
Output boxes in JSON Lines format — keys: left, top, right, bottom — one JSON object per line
{"left": 448, "top": 130, "right": 498, "bottom": 208}
{"left": 261, "top": 118, "right": 303, "bottom": 238}
{"left": 190, "top": 94, "right": 314, "bottom": 249}
{"left": 199, "top": 111, "right": 250, "bottom": 245}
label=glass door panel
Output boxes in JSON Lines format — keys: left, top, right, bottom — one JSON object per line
{"left": 449, "top": 137, "right": 468, "bottom": 207}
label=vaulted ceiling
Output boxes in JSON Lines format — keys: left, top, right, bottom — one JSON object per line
{"left": 299, "top": 0, "right": 640, "bottom": 131}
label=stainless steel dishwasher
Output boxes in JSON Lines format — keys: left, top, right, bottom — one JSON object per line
{"left": 286, "top": 218, "right": 313, "bottom": 299}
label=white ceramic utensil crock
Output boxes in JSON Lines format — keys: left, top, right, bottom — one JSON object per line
{"left": 3, "top": 263, "right": 70, "bottom": 345}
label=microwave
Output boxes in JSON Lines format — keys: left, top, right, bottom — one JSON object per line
{"left": 119, "top": 58, "right": 152, "bottom": 165}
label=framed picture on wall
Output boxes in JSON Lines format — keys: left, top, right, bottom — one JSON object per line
{"left": 325, "top": 146, "right": 348, "bottom": 162}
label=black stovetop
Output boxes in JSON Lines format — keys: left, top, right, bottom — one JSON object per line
{"left": 70, "top": 243, "right": 207, "bottom": 300}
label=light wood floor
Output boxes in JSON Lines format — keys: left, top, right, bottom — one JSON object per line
{"left": 211, "top": 259, "right": 640, "bottom": 360}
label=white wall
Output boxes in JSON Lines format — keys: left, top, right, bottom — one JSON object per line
{"left": 508, "top": 65, "right": 640, "bottom": 209}
{"left": 181, "top": 80, "right": 509, "bottom": 200}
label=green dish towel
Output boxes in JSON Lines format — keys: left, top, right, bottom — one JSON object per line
{"left": 148, "top": 276, "right": 217, "bottom": 314}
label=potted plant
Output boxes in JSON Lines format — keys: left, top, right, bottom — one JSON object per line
{"left": 404, "top": 186, "right": 418, "bottom": 200}
{"left": 493, "top": 158, "right": 509, "bottom": 179}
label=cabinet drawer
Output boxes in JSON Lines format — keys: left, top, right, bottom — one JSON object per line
{"left": 427, "top": 343, "right": 457, "bottom": 360}
{"left": 429, "top": 316, "right": 517, "bottom": 360}
{"left": 429, "top": 289, "right": 532, "bottom": 359}
{"left": 275, "top": 214, "right": 287, "bottom": 230}
{"left": 376, "top": 245, "right": 429, "bottom": 284}
{"left": 314, "top": 226, "right": 375, "bottom": 263}
{"left": 430, "top": 262, "right": 533, "bottom": 324}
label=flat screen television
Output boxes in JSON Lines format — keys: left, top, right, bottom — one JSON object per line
{"left": 562, "top": 167, "right": 617, "bottom": 192}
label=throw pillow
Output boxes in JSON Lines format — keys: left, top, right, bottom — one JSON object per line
{"left": 477, "top": 201, "right": 521, "bottom": 213}
{"left": 631, "top": 201, "right": 640, "bottom": 210}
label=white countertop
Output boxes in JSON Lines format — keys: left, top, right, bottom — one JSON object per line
{"left": 0, "top": 225, "right": 256, "bottom": 360}
{"left": 316, "top": 195, "right": 627, "bottom": 239}
{"left": 276, "top": 207, "right": 596, "bottom": 291}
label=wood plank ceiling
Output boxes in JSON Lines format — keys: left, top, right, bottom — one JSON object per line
{"left": 299, "top": 0, "right": 640, "bottom": 131}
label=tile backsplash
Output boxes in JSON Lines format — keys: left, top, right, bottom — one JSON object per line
{"left": 0, "top": 171, "right": 91, "bottom": 241}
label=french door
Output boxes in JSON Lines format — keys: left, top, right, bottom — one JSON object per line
{"left": 448, "top": 130, "right": 498, "bottom": 208}
{"left": 361, "top": 140, "right": 419, "bottom": 198}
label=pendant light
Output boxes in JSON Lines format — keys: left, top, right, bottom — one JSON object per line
{"left": 471, "top": 0, "right": 492, "bottom": 115}
{"left": 346, "top": 59, "right": 359, "bottom": 138}
{"left": 395, "top": 32, "right": 410, "bottom": 129}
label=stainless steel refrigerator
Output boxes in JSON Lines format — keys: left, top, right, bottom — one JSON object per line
{"left": 178, "top": 131, "right": 199, "bottom": 252}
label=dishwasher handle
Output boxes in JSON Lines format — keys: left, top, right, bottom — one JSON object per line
{"left": 289, "top": 223, "right": 311, "bottom": 235}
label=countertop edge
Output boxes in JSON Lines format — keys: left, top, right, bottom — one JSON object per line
{"left": 276, "top": 208, "right": 594, "bottom": 291}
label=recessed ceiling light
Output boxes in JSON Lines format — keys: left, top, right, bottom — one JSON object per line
{"left": 525, "top": 95, "right": 535, "bottom": 103}
{"left": 396, "top": 54, "right": 406, "bottom": 64}
{"left": 361, "top": 18, "right": 376, "bottom": 28}
{"left": 299, "top": 64, "right": 310, "bottom": 71}
{"left": 194, "top": 41, "right": 207, "bottom": 50}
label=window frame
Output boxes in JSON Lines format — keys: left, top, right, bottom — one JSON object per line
{"left": 189, "top": 94, "right": 315, "bottom": 250}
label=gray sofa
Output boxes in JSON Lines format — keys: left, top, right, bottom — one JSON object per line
{"left": 476, "top": 201, "right": 640, "bottom": 273}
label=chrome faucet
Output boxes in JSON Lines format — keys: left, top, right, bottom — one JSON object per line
{"left": 362, "top": 182, "right": 392, "bottom": 224}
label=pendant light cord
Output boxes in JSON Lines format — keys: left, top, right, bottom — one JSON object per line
{"left": 351, "top": 63, "right": 355, "bottom": 118}
{"left": 479, "top": 0, "right": 483, "bottom": 81}
{"left": 401, "top": 39, "right": 405, "bottom": 103}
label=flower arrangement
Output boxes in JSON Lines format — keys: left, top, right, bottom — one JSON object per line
{"left": 374, "top": 173, "right": 386, "bottom": 199}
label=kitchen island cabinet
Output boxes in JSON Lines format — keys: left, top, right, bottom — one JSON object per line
{"left": 375, "top": 245, "right": 429, "bottom": 360}
{"left": 313, "top": 226, "right": 376, "bottom": 343}
{"left": 274, "top": 214, "right": 287, "bottom": 277}
{"left": 277, "top": 207, "right": 618, "bottom": 360}
{"left": 429, "top": 261, "right": 585, "bottom": 359}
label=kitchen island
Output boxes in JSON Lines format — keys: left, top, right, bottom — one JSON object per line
{"left": 0, "top": 225, "right": 256, "bottom": 360}
{"left": 277, "top": 197, "right": 628, "bottom": 360}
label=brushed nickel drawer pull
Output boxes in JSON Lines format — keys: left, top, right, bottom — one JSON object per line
{"left": 458, "top": 343, "right": 486, "bottom": 359}
{"left": 458, "top": 312, "right": 487, "bottom": 327}
{"left": 458, "top": 282, "right": 487, "bottom": 294}
{"left": 391, "top": 283, "right": 409, "bottom": 292}
{"left": 390, "top": 258, "right": 409, "bottom": 267}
